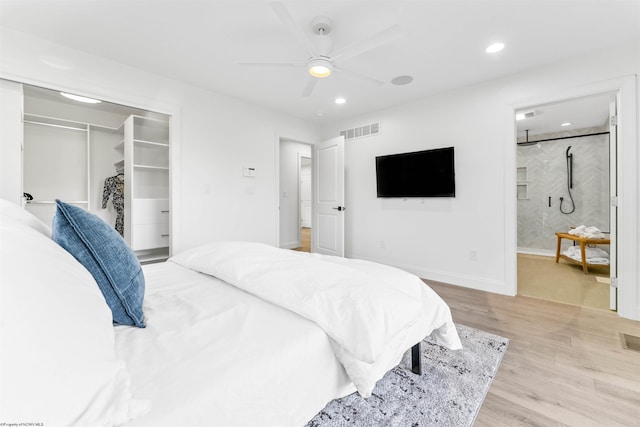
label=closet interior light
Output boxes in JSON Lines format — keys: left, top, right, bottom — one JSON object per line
{"left": 60, "top": 92, "right": 102, "bottom": 104}
{"left": 486, "top": 42, "right": 505, "bottom": 53}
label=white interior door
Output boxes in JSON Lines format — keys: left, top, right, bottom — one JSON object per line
{"left": 300, "top": 157, "right": 312, "bottom": 228}
{"left": 609, "top": 94, "right": 618, "bottom": 311}
{"left": 312, "top": 136, "right": 344, "bottom": 256}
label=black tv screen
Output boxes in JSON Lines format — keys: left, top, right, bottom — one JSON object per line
{"left": 376, "top": 147, "right": 455, "bottom": 197}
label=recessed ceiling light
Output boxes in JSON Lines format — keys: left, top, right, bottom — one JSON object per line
{"left": 391, "top": 75, "right": 414, "bottom": 86}
{"left": 561, "top": 122, "right": 572, "bottom": 127}
{"left": 60, "top": 92, "right": 102, "bottom": 104}
{"left": 486, "top": 42, "right": 505, "bottom": 53}
{"left": 335, "top": 97, "right": 346, "bottom": 105}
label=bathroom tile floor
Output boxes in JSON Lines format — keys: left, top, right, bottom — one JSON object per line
{"left": 517, "top": 253, "right": 610, "bottom": 311}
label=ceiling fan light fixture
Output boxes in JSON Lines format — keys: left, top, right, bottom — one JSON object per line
{"left": 308, "top": 58, "right": 333, "bottom": 78}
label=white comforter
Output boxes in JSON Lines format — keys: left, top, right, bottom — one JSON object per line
{"left": 117, "top": 262, "right": 356, "bottom": 427}
{"left": 170, "top": 241, "right": 462, "bottom": 397}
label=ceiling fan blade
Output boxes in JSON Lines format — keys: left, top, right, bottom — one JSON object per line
{"left": 334, "top": 66, "right": 385, "bottom": 86}
{"left": 301, "top": 76, "right": 318, "bottom": 97}
{"left": 331, "top": 25, "right": 402, "bottom": 62}
{"left": 239, "top": 62, "right": 306, "bottom": 68}
{"left": 269, "top": 2, "right": 319, "bottom": 58}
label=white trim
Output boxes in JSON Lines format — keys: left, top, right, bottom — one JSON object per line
{"left": 508, "top": 75, "right": 638, "bottom": 320}
{"left": 353, "top": 255, "right": 509, "bottom": 295}
{"left": 274, "top": 133, "right": 281, "bottom": 247}
{"left": 280, "top": 241, "right": 300, "bottom": 250}
{"left": 275, "top": 132, "right": 316, "bottom": 249}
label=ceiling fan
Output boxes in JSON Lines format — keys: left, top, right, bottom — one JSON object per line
{"left": 240, "top": 2, "right": 402, "bottom": 97}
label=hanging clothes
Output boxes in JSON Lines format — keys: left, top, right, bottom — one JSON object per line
{"left": 102, "top": 174, "right": 125, "bottom": 236}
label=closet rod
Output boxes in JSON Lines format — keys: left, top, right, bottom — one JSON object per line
{"left": 26, "top": 200, "right": 88, "bottom": 205}
{"left": 516, "top": 131, "right": 610, "bottom": 145}
{"left": 24, "top": 120, "right": 88, "bottom": 132}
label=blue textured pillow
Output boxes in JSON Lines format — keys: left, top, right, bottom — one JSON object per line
{"left": 52, "top": 200, "right": 145, "bottom": 327}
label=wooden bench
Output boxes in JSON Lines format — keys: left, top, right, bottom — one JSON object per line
{"left": 554, "top": 232, "right": 610, "bottom": 274}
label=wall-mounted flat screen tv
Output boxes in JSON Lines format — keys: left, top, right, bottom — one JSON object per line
{"left": 376, "top": 147, "right": 455, "bottom": 197}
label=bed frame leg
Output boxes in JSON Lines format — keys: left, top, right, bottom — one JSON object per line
{"left": 411, "top": 342, "right": 422, "bottom": 375}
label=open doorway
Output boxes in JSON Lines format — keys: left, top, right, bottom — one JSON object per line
{"left": 278, "top": 138, "right": 312, "bottom": 252}
{"left": 515, "top": 93, "right": 615, "bottom": 311}
{"left": 298, "top": 156, "right": 312, "bottom": 252}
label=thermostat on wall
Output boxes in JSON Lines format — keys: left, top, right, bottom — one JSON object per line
{"left": 243, "top": 166, "right": 256, "bottom": 177}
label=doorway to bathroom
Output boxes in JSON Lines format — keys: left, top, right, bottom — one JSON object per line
{"left": 516, "top": 93, "right": 616, "bottom": 311}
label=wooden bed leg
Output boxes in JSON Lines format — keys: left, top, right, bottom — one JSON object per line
{"left": 411, "top": 342, "right": 422, "bottom": 375}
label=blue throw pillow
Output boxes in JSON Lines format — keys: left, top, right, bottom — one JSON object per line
{"left": 52, "top": 200, "right": 145, "bottom": 327}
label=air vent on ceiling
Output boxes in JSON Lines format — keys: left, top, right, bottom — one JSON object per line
{"left": 339, "top": 122, "right": 380, "bottom": 141}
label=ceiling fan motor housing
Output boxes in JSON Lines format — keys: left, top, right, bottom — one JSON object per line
{"left": 311, "top": 16, "right": 332, "bottom": 35}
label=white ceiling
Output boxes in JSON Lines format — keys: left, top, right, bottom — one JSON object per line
{"left": 516, "top": 93, "right": 612, "bottom": 140}
{"left": 1, "top": 0, "right": 638, "bottom": 125}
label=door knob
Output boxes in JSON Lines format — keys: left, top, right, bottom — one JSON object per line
{"left": 332, "top": 206, "right": 345, "bottom": 211}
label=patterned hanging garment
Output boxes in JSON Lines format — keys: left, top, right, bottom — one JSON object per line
{"left": 102, "top": 175, "right": 125, "bottom": 236}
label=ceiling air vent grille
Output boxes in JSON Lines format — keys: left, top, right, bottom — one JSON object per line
{"left": 339, "top": 122, "right": 380, "bottom": 141}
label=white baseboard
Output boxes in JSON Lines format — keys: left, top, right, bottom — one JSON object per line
{"left": 279, "top": 241, "right": 300, "bottom": 249}
{"left": 347, "top": 254, "right": 513, "bottom": 296}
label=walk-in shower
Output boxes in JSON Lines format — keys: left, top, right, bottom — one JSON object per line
{"left": 517, "top": 132, "right": 610, "bottom": 254}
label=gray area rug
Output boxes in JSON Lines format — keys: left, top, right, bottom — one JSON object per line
{"left": 306, "top": 324, "right": 509, "bottom": 427}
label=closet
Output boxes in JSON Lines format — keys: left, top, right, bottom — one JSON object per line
{"left": 23, "top": 114, "right": 119, "bottom": 228}
{"left": 118, "top": 115, "right": 170, "bottom": 262}
{"left": 20, "top": 84, "right": 171, "bottom": 263}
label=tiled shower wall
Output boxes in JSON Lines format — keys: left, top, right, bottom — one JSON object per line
{"left": 517, "top": 127, "right": 610, "bottom": 254}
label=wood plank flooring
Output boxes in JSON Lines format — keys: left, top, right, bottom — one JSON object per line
{"left": 292, "top": 227, "right": 311, "bottom": 252}
{"left": 426, "top": 281, "right": 640, "bottom": 426}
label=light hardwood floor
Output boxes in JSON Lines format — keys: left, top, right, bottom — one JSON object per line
{"left": 292, "top": 227, "right": 311, "bottom": 252}
{"left": 427, "top": 280, "right": 640, "bottom": 426}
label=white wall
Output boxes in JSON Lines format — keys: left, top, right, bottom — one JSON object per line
{"left": 278, "top": 139, "right": 311, "bottom": 248}
{"left": 320, "top": 41, "right": 639, "bottom": 318}
{"left": 324, "top": 87, "right": 510, "bottom": 292}
{"left": 0, "top": 27, "right": 322, "bottom": 254}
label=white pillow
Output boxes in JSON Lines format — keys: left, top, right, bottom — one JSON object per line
{"left": 0, "top": 220, "right": 148, "bottom": 425}
{"left": 0, "top": 197, "right": 51, "bottom": 237}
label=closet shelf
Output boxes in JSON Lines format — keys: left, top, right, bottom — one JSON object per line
{"left": 133, "top": 139, "right": 169, "bottom": 148}
{"left": 119, "top": 114, "right": 170, "bottom": 261}
{"left": 133, "top": 164, "right": 169, "bottom": 171}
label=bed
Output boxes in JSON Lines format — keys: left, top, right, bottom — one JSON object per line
{"left": 0, "top": 198, "right": 461, "bottom": 426}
